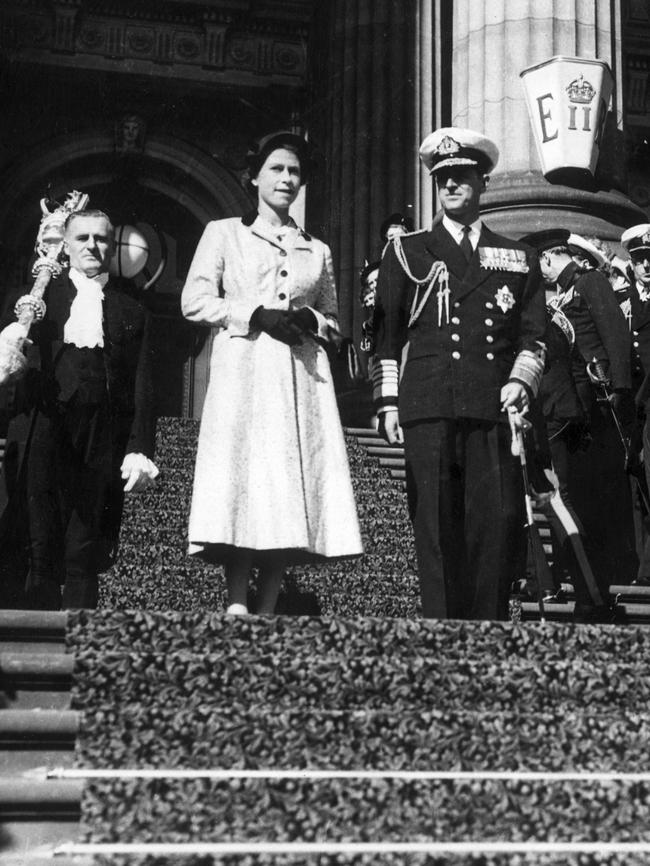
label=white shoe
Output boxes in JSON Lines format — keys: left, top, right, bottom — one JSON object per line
{"left": 226, "top": 603, "right": 249, "bottom": 615}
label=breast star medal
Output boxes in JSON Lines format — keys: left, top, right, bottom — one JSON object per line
{"left": 495, "top": 285, "right": 516, "bottom": 313}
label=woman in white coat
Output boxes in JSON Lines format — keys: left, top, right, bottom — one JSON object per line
{"left": 181, "top": 131, "right": 363, "bottom": 615}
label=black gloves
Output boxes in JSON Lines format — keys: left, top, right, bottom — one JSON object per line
{"left": 288, "top": 307, "right": 318, "bottom": 334}
{"left": 250, "top": 306, "right": 316, "bottom": 346}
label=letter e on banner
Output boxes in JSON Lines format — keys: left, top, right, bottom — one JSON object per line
{"left": 537, "top": 94, "right": 558, "bottom": 143}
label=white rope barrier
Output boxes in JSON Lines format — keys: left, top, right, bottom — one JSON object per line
{"left": 44, "top": 767, "right": 650, "bottom": 782}
{"left": 48, "top": 841, "right": 650, "bottom": 857}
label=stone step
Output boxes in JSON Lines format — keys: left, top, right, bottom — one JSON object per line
{"left": 0, "top": 777, "right": 82, "bottom": 855}
{"left": 0, "top": 610, "right": 68, "bottom": 654}
{"left": 1, "top": 653, "right": 73, "bottom": 710}
{"left": 367, "top": 445, "right": 405, "bottom": 458}
{"left": 0, "top": 709, "right": 79, "bottom": 740}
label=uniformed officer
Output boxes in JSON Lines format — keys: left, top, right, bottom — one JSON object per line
{"left": 372, "top": 127, "right": 546, "bottom": 620}
{"left": 622, "top": 225, "right": 650, "bottom": 584}
{"left": 525, "top": 228, "right": 637, "bottom": 603}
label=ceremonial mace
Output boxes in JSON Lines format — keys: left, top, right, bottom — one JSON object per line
{"left": 0, "top": 190, "right": 89, "bottom": 385}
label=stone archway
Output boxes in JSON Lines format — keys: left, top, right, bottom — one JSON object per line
{"left": 0, "top": 131, "right": 254, "bottom": 418}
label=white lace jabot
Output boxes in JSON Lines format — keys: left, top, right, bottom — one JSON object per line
{"left": 64, "top": 268, "right": 108, "bottom": 349}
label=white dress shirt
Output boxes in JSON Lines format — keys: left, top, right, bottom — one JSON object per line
{"left": 442, "top": 214, "right": 482, "bottom": 252}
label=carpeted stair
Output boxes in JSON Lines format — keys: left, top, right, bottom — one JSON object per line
{"left": 99, "top": 418, "right": 421, "bottom": 618}
{"left": 62, "top": 611, "right": 650, "bottom": 864}
{"left": 11, "top": 416, "right": 650, "bottom": 863}
{"left": 103, "top": 417, "right": 650, "bottom": 623}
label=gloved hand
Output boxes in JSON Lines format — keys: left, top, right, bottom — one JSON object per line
{"left": 287, "top": 307, "right": 318, "bottom": 334}
{"left": 121, "top": 452, "right": 159, "bottom": 493}
{"left": 609, "top": 389, "right": 636, "bottom": 427}
{"left": 249, "top": 307, "right": 303, "bottom": 346}
{"left": 0, "top": 322, "right": 30, "bottom": 386}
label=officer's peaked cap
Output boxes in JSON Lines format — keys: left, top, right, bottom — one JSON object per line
{"left": 567, "top": 233, "right": 608, "bottom": 268}
{"left": 621, "top": 224, "right": 650, "bottom": 254}
{"left": 419, "top": 127, "right": 499, "bottom": 174}
{"left": 519, "top": 228, "right": 570, "bottom": 253}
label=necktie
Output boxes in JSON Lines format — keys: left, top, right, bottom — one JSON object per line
{"left": 460, "top": 225, "right": 473, "bottom": 262}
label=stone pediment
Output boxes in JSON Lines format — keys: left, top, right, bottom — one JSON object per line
{"left": 0, "top": 0, "right": 312, "bottom": 87}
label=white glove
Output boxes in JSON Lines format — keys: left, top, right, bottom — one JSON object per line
{"left": 120, "top": 452, "right": 159, "bottom": 493}
{"left": 0, "top": 322, "right": 30, "bottom": 346}
{"left": 0, "top": 323, "right": 30, "bottom": 386}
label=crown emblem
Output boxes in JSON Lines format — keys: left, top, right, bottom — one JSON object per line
{"left": 566, "top": 74, "right": 596, "bottom": 104}
{"left": 434, "top": 135, "right": 460, "bottom": 156}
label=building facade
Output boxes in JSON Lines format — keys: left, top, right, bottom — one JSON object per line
{"left": 0, "top": 0, "right": 648, "bottom": 420}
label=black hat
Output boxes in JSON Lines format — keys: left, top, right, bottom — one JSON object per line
{"left": 359, "top": 260, "right": 381, "bottom": 286}
{"left": 379, "top": 213, "right": 415, "bottom": 242}
{"left": 246, "top": 131, "right": 314, "bottom": 182}
{"left": 519, "top": 228, "right": 570, "bottom": 253}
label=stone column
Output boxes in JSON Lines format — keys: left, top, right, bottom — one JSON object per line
{"left": 451, "top": 0, "right": 644, "bottom": 242}
{"left": 414, "top": 0, "right": 453, "bottom": 228}
{"left": 307, "top": 0, "right": 416, "bottom": 340}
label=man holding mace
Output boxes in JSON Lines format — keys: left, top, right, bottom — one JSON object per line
{"left": 0, "top": 206, "right": 158, "bottom": 609}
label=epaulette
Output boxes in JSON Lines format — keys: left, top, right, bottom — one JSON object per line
{"left": 382, "top": 228, "right": 426, "bottom": 258}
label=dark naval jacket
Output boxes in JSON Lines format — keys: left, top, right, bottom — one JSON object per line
{"left": 372, "top": 222, "right": 546, "bottom": 424}
{"left": 628, "top": 282, "right": 650, "bottom": 402}
{"left": 554, "top": 262, "right": 631, "bottom": 398}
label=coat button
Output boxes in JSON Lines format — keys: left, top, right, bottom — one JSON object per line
{"left": 486, "top": 335, "right": 494, "bottom": 343}
{"left": 485, "top": 302, "right": 494, "bottom": 309}
{"left": 634, "top": 331, "right": 639, "bottom": 336}
{"left": 486, "top": 352, "right": 494, "bottom": 360}
{"left": 279, "top": 293, "right": 286, "bottom": 300}
{"left": 452, "top": 351, "right": 461, "bottom": 360}
{"left": 279, "top": 249, "right": 287, "bottom": 256}
{"left": 451, "top": 316, "right": 460, "bottom": 325}
{"left": 451, "top": 333, "right": 460, "bottom": 342}
{"left": 280, "top": 270, "right": 288, "bottom": 277}
{"left": 634, "top": 340, "right": 640, "bottom": 348}
{"left": 485, "top": 318, "right": 493, "bottom": 326}
{"left": 453, "top": 302, "right": 460, "bottom": 309}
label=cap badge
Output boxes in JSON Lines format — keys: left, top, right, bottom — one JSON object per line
{"left": 495, "top": 285, "right": 516, "bottom": 313}
{"left": 643, "top": 230, "right": 650, "bottom": 246}
{"left": 434, "top": 135, "right": 461, "bottom": 156}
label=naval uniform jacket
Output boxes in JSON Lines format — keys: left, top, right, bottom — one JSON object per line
{"left": 372, "top": 222, "right": 546, "bottom": 424}
{"left": 0, "top": 273, "right": 155, "bottom": 534}
{"left": 628, "top": 281, "right": 650, "bottom": 407}
{"left": 554, "top": 262, "right": 631, "bottom": 405}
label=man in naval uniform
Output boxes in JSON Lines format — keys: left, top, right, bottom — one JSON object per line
{"left": 0, "top": 209, "right": 158, "bottom": 610}
{"left": 372, "top": 127, "right": 546, "bottom": 620}
{"left": 622, "top": 225, "right": 650, "bottom": 579}
{"left": 525, "top": 228, "right": 636, "bottom": 605}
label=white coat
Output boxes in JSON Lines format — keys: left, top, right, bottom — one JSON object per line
{"left": 181, "top": 213, "right": 363, "bottom": 561}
